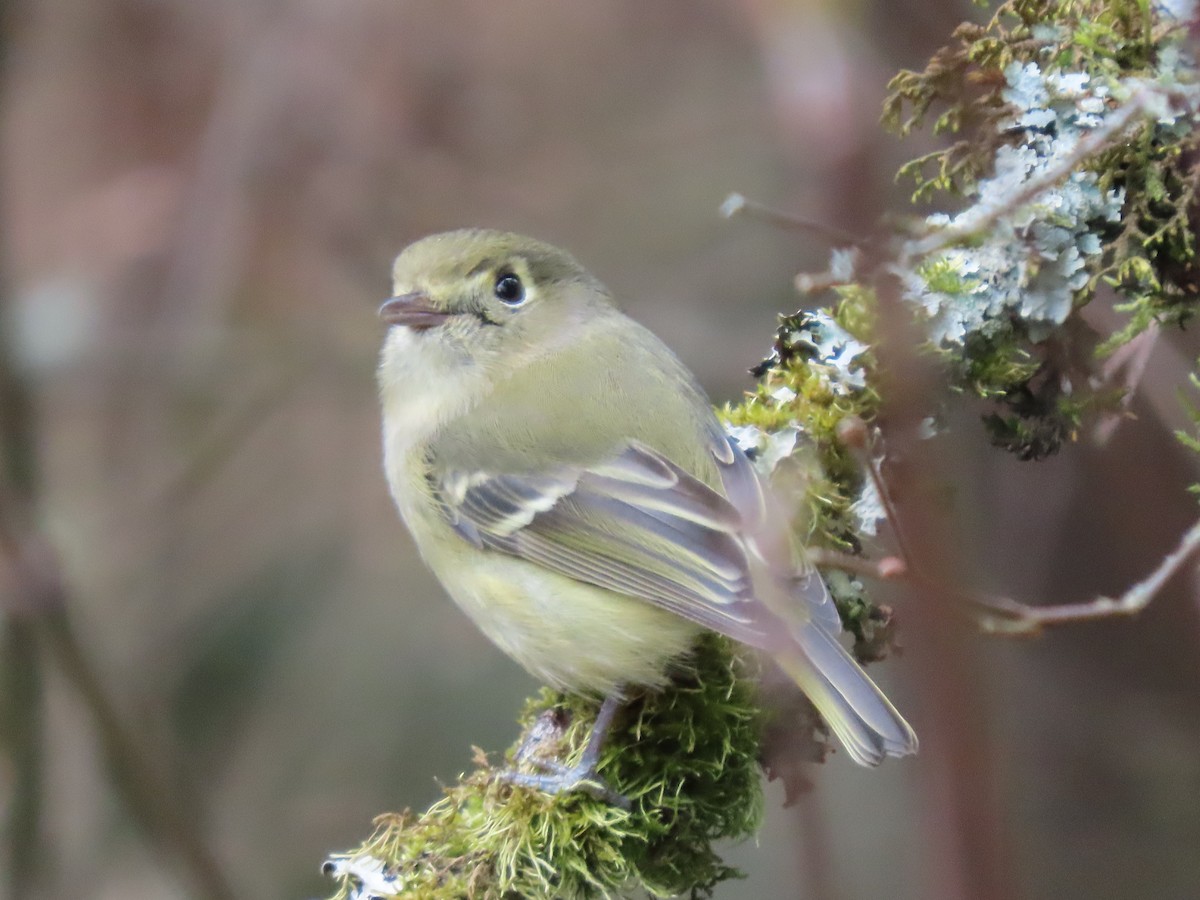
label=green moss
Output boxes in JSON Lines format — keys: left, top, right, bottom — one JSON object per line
{"left": 957, "top": 327, "right": 1040, "bottom": 399}
{"left": 325, "top": 635, "right": 765, "bottom": 900}
{"left": 1094, "top": 124, "right": 1200, "bottom": 353}
{"left": 918, "top": 256, "right": 980, "bottom": 296}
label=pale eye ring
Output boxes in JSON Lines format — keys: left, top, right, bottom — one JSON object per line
{"left": 493, "top": 272, "right": 525, "bottom": 305}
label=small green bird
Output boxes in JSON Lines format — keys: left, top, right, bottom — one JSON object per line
{"left": 377, "top": 229, "right": 916, "bottom": 791}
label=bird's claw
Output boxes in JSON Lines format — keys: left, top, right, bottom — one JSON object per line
{"left": 495, "top": 764, "right": 631, "bottom": 809}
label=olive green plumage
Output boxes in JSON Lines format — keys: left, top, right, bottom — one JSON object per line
{"left": 378, "top": 228, "right": 917, "bottom": 766}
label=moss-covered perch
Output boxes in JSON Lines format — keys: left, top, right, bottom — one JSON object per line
{"left": 323, "top": 635, "right": 772, "bottom": 899}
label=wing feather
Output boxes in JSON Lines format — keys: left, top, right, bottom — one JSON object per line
{"left": 430, "top": 442, "right": 773, "bottom": 645}
{"left": 706, "top": 426, "right": 843, "bottom": 635}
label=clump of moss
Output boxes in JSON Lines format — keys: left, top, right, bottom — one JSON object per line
{"left": 324, "top": 635, "right": 765, "bottom": 900}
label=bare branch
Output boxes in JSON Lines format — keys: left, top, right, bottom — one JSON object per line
{"left": 0, "top": 325, "right": 238, "bottom": 899}
{"left": 721, "top": 191, "right": 865, "bottom": 247}
{"left": 812, "top": 501, "right": 1200, "bottom": 638}
{"left": 969, "top": 518, "right": 1200, "bottom": 635}
{"left": 824, "top": 414, "right": 1200, "bottom": 636}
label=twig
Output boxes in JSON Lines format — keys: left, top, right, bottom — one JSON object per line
{"left": 0, "top": 330, "right": 238, "bottom": 899}
{"left": 159, "top": 372, "right": 298, "bottom": 507}
{"left": 834, "top": 416, "right": 922, "bottom": 572}
{"left": 870, "top": 271, "right": 1015, "bottom": 900}
{"left": 0, "top": 620, "right": 42, "bottom": 897}
{"left": 826, "top": 414, "right": 1199, "bottom": 635}
{"left": 968, "top": 517, "right": 1200, "bottom": 635}
{"left": 720, "top": 192, "right": 865, "bottom": 247}
{"left": 0, "top": 231, "right": 45, "bottom": 898}
{"left": 794, "top": 268, "right": 855, "bottom": 296}
{"left": 793, "top": 788, "right": 838, "bottom": 900}
{"left": 0, "top": 506, "right": 240, "bottom": 900}
{"left": 812, "top": 447, "right": 1200, "bottom": 636}
{"left": 809, "top": 547, "right": 908, "bottom": 582}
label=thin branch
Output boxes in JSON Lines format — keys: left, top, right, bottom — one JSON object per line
{"left": 0, "top": 506, "right": 240, "bottom": 900}
{"left": 834, "top": 416, "right": 923, "bottom": 574}
{"left": 813, "top": 507, "right": 1200, "bottom": 637}
{"left": 793, "top": 268, "right": 855, "bottom": 297}
{"left": 870, "top": 271, "right": 1016, "bottom": 900}
{"left": 0, "top": 620, "right": 42, "bottom": 897}
{"left": 809, "top": 548, "right": 908, "bottom": 582}
{"left": 0, "top": 328, "right": 238, "bottom": 899}
{"left": 823, "top": 416, "right": 1200, "bottom": 636}
{"left": 793, "top": 788, "right": 838, "bottom": 900}
{"left": 721, "top": 192, "right": 866, "bottom": 247}
{"left": 159, "top": 372, "right": 298, "bottom": 507}
{"left": 969, "top": 517, "right": 1200, "bottom": 635}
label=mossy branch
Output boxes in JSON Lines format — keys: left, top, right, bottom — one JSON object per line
{"left": 324, "top": 636, "right": 776, "bottom": 900}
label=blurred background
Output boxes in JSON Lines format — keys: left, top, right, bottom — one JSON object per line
{"left": 1, "top": 1, "right": 1199, "bottom": 898}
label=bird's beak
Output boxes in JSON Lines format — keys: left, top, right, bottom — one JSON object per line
{"left": 378, "top": 292, "right": 452, "bottom": 331}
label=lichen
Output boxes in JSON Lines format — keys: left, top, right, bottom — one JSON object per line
{"left": 720, "top": 289, "right": 881, "bottom": 554}
{"left": 881, "top": 0, "right": 1200, "bottom": 458}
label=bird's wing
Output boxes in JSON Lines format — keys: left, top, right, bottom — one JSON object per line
{"left": 705, "top": 423, "right": 841, "bottom": 636}
{"left": 429, "top": 434, "right": 781, "bottom": 646}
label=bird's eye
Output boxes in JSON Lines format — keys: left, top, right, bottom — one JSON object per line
{"left": 493, "top": 272, "right": 525, "bottom": 305}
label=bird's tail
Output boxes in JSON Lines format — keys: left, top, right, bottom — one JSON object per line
{"left": 773, "top": 618, "right": 918, "bottom": 766}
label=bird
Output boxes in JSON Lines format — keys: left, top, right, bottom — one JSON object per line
{"left": 376, "top": 228, "right": 916, "bottom": 795}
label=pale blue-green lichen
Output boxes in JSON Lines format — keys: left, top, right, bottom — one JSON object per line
{"left": 877, "top": 0, "right": 1200, "bottom": 458}
{"left": 723, "top": 306, "right": 877, "bottom": 545}
{"left": 726, "top": 309, "right": 869, "bottom": 474}
{"left": 900, "top": 60, "right": 1127, "bottom": 346}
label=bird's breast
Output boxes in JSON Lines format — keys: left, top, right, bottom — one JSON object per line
{"left": 426, "top": 549, "right": 703, "bottom": 696}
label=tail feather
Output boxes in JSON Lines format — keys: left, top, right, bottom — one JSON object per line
{"left": 775, "top": 620, "right": 918, "bottom": 766}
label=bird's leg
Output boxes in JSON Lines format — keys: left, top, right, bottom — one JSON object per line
{"left": 499, "top": 692, "right": 629, "bottom": 808}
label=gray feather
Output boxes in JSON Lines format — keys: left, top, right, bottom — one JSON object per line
{"left": 430, "top": 442, "right": 775, "bottom": 644}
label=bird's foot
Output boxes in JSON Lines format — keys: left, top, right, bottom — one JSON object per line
{"left": 496, "top": 760, "right": 629, "bottom": 808}
{"left": 496, "top": 693, "right": 630, "bottom": 809}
